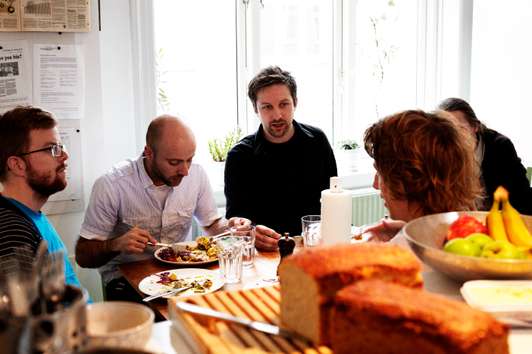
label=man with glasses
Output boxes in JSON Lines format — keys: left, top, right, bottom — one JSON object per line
{"left": 0, "top": 106, "right": 82, "bottom": 288}
{"left": 75, "top": 115, "right": 250, "bottom": 301}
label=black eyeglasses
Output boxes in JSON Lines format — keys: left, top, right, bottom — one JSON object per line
{"left": 19, "top": 144, "right": 66, "bottom": 158}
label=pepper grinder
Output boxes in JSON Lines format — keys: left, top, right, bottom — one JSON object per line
{"left": 277, "top": 232, "right": 296, "bottom": 274}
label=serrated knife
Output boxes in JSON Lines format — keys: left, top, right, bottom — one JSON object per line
{"left": 174, "top": 301, "right": 313, "bottom": 344}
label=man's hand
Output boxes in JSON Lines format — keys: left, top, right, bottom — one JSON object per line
{"left": 227, "top": 217, "right": 252, "bottom": 231}
{"left": 362, "top": 218, "right": 405, "bottom": 243}
{"left": 109, "top": 227, "right": 157, "bottom": 254}
{"left": 254, "top": 224, "right": 281, "bottom": 251}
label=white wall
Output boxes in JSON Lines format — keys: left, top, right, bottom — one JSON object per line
{"left": 470, "top": 0, "right": 532, "bottom": 166}
{"left": 0, "top": 0, "right": 141, "bottom": 301}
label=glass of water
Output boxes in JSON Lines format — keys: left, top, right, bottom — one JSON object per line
{"left": 230, "top": 226, "right": 256, "bottom": 268}
{"left": 301, "top": 215, "right": 321, "bottom": 247}
{"left": 215, "top": 236, "right": 244, "bottom": 284}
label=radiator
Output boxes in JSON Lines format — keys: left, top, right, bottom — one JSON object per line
{"left": 350, "top": 188, "right": 387, "bottom": 226}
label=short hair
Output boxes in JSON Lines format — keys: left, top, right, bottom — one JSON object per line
{"left": 0, "top": 106, "right": 57, "bottom": 181}
{"left": 248, "top": 66, "right": 297, "bottom": 112}
{"left": 364, "top": 110, "right": 482, "bottom": 215}
{"left": 438, "top": 97, "right": 486, "bottom": 133}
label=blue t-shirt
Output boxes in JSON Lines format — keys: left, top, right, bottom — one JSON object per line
{"left": 8, "top": 198, "right": 82, "bottom": 289}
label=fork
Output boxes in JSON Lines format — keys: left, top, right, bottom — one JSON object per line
{"left": 142, "top": 285, "right": 193, "bottom": 302}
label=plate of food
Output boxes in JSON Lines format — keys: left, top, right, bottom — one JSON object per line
{"left": 138, "top": 268, "right": 224, "bottom": 298}
{"left": 154, "top": 236, "right": 219, "bottom": 266}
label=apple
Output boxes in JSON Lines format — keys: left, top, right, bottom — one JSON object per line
{"left": 480, "top": 240, "right": 526, "bottom": 260}
{"left": 447, "top": 215, "right": 488, "bottom": 240}
{"left": 465, "top": 233, "right": 493, "bottom": 248}
{"left": 443, "top": 238, "right": 482, "bottom": 257}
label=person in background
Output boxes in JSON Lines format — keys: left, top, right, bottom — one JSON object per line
{"left": 0, "top": 106, "right": 82, "bottom": 288}
{"left": 75, "top": 115, "right": 250, "bottom": 301}
{"left": 224, "top": 66, "right": 337, "bottom": 250}
{"left": 438, "top": 97, "right": 532, "bottom": 215}
{"left": 361, "top": 109, "right": 483, "bottom": 242}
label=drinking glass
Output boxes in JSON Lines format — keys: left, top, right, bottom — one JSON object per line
{"left": 230, "top": 226, "right": 256, "bottom": 268}
{"left": 215, "top": 236, "right": 244, "bottom": 284}
{"left": 301, "top": 215, "right": 322, "bottom": 247}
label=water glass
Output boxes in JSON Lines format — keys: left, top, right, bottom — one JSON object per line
{"left": 215, "top": 236, "right": 244, "bottom": 284}
{"left": 230, "top": 226, "right": 256, "bottom": 268}
{"left": 302, "top": 215, "right": 322, "bottom": 247}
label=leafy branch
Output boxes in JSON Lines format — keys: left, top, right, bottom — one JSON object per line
{"left": 208, "top": 128, "right": 243, "bottom": 162}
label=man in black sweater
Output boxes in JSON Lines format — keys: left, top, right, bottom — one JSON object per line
{"left": 224, "top": 66, "right": 337, "bottom": 250}
{"left": 439, "top": 97, "right": 532, "bottom": 215}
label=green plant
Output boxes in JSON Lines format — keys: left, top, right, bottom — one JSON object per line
{"left": 337, "top": 140, "right": 359, "bottom": 150}
{"left": 208, "top": 128, "right": 243, "bottom": 162}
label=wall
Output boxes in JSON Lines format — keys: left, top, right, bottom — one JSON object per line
{"left": 470, "top": 0, "right": 532, "bottom": 166}
{"left": 1, "top": 0, "right": 140, "bottom": 301}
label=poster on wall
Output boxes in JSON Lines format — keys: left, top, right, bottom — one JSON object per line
{"left": 43, "top": 120, "right": 84, "bottom": 215}
{"left": 0, "top": 39, "right": 31, "bottom": 113}
{"left": 33, "top": 44, "right": 84, "bottom": 120}
{"left": 0, "top": 0, "right": 90, "bottom": 32}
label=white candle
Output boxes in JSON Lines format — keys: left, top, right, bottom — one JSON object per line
{"left": 320, "top": 177, "right": 352, "bottom": 245}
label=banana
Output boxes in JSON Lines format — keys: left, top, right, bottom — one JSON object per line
{"left": 498, "top": 186, "right": 532, "bottom": 247}
{"left": 486, "top": 198, "right": 508, "bottom": 241}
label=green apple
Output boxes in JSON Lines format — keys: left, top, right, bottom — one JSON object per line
{"left": 465, "top": 233, "right": 493, "bottom": 248}
{"left": 481, "top": 240, "right": 526, "bottom": 260}
{"left": 443, "top": 238, "right": 482, "bottom": 257}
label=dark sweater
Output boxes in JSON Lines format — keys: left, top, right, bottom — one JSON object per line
{"left": 480, "top": 128, "right": 532, "bottom": 215}
{"left": 224, "top": 121, "right": 337, "bottom": 236}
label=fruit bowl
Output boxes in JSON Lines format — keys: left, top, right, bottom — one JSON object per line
{"left": 401, "top": 211, "right": 532, "bottom": 281}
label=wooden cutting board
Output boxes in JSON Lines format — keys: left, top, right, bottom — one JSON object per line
{"left": 168, "top": 285, "right": 332, "bottom": 354}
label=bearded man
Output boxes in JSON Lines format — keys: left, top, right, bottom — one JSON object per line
{"left": 75, "top": 115, "right": 250, "bottom": 301}
{"left": 0, "top": 106, "right": 82, "bottom": 288}
{"left": 224, "top": 66, "right": 337, "bottom": 250}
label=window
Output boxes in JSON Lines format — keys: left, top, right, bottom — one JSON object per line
{"left": 149, "top": 0, "right": 469, "bottom": 187}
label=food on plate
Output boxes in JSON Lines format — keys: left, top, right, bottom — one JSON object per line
{"left": 487, "top": 190, "right": 508, "bottom": 242}
{"left": 443, "top": 237, "right": 482, "bottom": 257}
{"left": 497, "top": 186, "right": 532, "bottom": 247}
{"left": 158, "top": 237, "right": 219, "bottom": 263}
{"left": 480, "top": 240, "right": 526, "bottom": 260}
{"left": 330, "top": 280, "right": 509, "bottom": 354}
{"left": 155, "top": 271, "right": 213, "bottom": 293}
{"left": 447, "top": 215, "right": 488, "bottom": 240}
{"left": 278, "top": 243, "right": 422, "bottom": 345}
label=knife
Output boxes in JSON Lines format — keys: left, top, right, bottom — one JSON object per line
{"left": 174, "top": 301, "right": 313, "bottom": 344}
{"left": 143, "top": 285, "right": 193, "bottom": 302}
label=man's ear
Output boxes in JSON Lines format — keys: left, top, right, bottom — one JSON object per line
{"left": 143, "top": 145, "right": 153, "bottom": 159}
{"left": 6, "top": 156, "right": 27, "bottom": 177}
{"left": 293, "top": 97, "right": 298, "bottom": 108}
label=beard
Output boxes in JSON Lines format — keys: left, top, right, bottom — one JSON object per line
{"left": 27, "top": 164, "right": 67, "bottom": 197}
{"left": 266, "top": 119, "right": 290, "bottom": 138}
{"left": 151, "top": 160, "right": 184, "bottom": 187}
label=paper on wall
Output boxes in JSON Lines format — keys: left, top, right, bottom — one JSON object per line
{"left": 0, "top": 0, "right": 21, "bottom": 31}
{"left": 33, "top": 44, "right": 84, "bottom": 120}
{"left": 0, "top": 39, "right": 31, "bottom": 113}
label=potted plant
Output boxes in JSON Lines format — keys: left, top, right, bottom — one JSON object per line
{"left": 336, "top": 139, "right": 360, "bottom": 173}
{"left": 207, "top": 128, "right": 242, "bottom": 186}
{"left": 208, "top": 128, "right": 242, "bottom": 162}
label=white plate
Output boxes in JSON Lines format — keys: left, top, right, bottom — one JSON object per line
{"left": 461, "top": 280, "right": 532, "bottom": 316}
{"left": 153, "top": 241, "right": 218, "bottom": 266}
{"left": 138, "top": 268, "right": 224, "bottom": 298}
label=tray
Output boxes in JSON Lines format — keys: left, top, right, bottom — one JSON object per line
{"left": 168, "top": 285, "right": 331, "bottom": 354}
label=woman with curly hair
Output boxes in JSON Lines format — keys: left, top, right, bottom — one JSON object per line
{"left": 361, "top": 109, "right": 483, "bottom": 242}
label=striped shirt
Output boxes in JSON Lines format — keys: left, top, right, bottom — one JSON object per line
{"left": 0, "top": 194, "right": 42, "bottom": 276}
{"left": 80, "top": 156, "right": 220, "bottom": 284}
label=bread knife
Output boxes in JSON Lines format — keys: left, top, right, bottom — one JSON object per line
{"left": 174, "top": 301, "right": 313, "bottom": 344}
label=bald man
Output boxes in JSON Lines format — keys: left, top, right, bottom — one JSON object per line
{"left": 75, "top": 115, "right": 250, "bottom": 301}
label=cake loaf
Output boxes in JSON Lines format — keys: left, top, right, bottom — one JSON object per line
{"left": 331, "top": 280, "right": 509, "bottom": 354}
{"left": 278, "top": 243, "right": 423, "bottom": 345}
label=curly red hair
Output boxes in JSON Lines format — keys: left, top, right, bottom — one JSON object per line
{"left": 364, "top": 110, "right": 482, "bottom": 215}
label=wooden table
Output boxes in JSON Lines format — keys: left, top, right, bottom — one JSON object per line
{"left": 119, "top": 250, "right": 280, "bottom": 319}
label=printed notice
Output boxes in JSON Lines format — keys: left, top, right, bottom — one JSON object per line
{"left": 0, "top": 40, "right": 31, "bottom": 113}
{"left": 33, "top": 44, "right": 84, "bottom": 120}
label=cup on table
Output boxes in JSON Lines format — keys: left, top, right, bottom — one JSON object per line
{"left": 301, "top": 215, "right": 322, "bottom": 247}
{"left": 215, "top": 236, "right": 244, "bottom": 284}
{"left": 230, "top": 226, "right": 256, "bottom": 268}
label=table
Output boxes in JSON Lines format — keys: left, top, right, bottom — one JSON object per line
{"left": 119, "top": 250, "right": 281, "bottom": 319}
